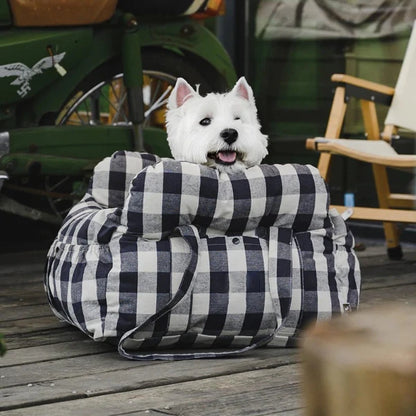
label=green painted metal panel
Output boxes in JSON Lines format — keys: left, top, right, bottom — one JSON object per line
{"left": 0, "top": 0, "right": 11, "bottom": 25}
{"left": 0, "top": 153, "right": 95, "bottom": 176}
{"left": 1, "top": 125, "right": 169, "bottom": 175}
{"left": 138, "top": 19, "right": 237, "bottom": 87}
{"left": 29, "top": 26, "right": 124, "bottom": 123}
{"left": 27, "top": 20, "right": 235, "bottom": 124}
{"left": 0, "top": 28, "right": 93, "bottom": 105}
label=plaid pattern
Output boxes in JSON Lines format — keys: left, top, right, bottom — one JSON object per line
{"left": 45, "top": 151, "right": 361, "bottom": 360}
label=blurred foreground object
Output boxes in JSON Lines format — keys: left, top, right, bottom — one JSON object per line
{"left": 0, "top": 333, "right": 6, "bottom": 356}
{"left": 302, "top": 304, "right": 416, "bottom": 416}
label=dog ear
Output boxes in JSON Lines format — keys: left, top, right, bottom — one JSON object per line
{"left": 231, "top": 77, "right": 255, "bottom": 104}
{"left": 168, "top": 78, "right": 198, "bottom": 109}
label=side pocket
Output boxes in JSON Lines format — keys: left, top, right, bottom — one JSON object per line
{"left": 329, "top": 208, "right": 361, "bottom": 311}
{"left": 293, "top": 227, "right": 350, "bottom": 327}
{"left": 45, "top": 239, "right": 112, "bottom": 340}
{"left": 45, "top": 240, "right": 70, "bottom": 323}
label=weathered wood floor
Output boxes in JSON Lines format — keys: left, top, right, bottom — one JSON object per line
{"left": 1, "top": 241, "right": 415, "bottom": 416}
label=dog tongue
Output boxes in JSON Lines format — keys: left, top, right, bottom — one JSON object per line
{"left": 217, "top": 151, "right": 237, "bottom": 163}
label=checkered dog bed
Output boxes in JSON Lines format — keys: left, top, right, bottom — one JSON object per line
{"left": 45, "top": 151, "right": 361, "bottom": 360}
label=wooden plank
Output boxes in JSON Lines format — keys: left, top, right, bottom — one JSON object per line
{"left": 0, "top": 293, "right": 50, "bottom": 309}
{"left": 361, "top": 272, "right": 416, "bottom": 291}
{"left": 0, "top": 261, "right": 44, "bottom": 275}
{"left": 388, "top": 193, "right": 416, "bottom": 209}
{"left": 0, "top": 350, "right": 299, "bottom": 411}
{"left": 0, "top": 340, "right": 114, "bottom": 367}
{"left": 1, "top": 316, "right": 67, "bottom": 336}
{"left": 0, "top": 346, "right": 297, "bottom": 388}
{"left": 360, "top": 284, "right": 416, "bottom": 309}
{"left": 0, "top": 274, "right": 43, "bottom": 291}
{"left": 167, "top": 381, "right": 301, "bottom": 416}
{"left": 0, "top": 272, "right": 44, "bottom": 287}
{"left": 0, "top": 304, "right": 52, "bottom": 322}
{"left": 360, "top": 257, "right": 416, "bottom": 278}
{"left": 0, "top": 250, "right": 47, "bottom": 268}
{"left": 331, "top": 205, "right": 416, "bottom": 223}
{"left": 0, "top": 351, "right": 152, "bottom": 391}
{"left": 357, "top": 249, "right": 416, "bottom": 267}
{"left": 0, "top": 283, "right": 44, "bottom": 298}
{"left": 0, "top": 362, "right": 302, "bottom": 416}
{"left": 4, "top": 327, "right": 88, "bottom": 350}
{"left": 271, "top": 410, "right": 303, "bottom": 416}
{"left": 109, "top": 412, "right": 168, "bottom": 416}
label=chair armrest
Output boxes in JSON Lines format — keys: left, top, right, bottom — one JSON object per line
{"left": 331, "top": 74, "right": 395, "bottom": 96}
{"left": 306, "top": 137, "right": 416, "bottom": 168}
{"left": 331, "top": 74, "right": 395, "bottom": 106}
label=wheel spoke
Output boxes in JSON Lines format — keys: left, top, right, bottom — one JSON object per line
{"left": 144, "top": 84, "right": 172, "bottom": 119}
{"left": 110, "top": 80, "right": 121, "bottom": 102}
{"left": 44, "top": 175, "right": 82, "bottom": 219}
{"left": 60, "top": 71, "right": 177, "bottom": 128}
{"left": 112, "top": 91, "right": 129, "bottom": 123}
{"left": 73, "top": 109, "right": 87, "bottom": 125}
{"left": 149, "top": 79, "right": 163, "bottom": 107}
{"left": 101, "top": 90, "right": 129, "bottom": 123}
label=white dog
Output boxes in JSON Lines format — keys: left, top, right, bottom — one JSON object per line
{"left": 166, "top": 77, "right": 268, "bottom": 172}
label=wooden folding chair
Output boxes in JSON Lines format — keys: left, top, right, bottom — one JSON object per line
{"left": 306, "top": 23, "right": 416, "bottom": 260}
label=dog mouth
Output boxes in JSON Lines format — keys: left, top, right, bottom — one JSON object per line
{"left": 207, "top": 150, "right": 243, "bottom": 165}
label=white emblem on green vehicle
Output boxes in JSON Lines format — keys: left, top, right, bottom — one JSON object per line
{"left": 0, "top": 52, "right": 66, "bottom": 98}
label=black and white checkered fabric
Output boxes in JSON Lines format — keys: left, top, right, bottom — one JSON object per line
{"left": 45, "top": 151, "right": 361, "bottom": 360}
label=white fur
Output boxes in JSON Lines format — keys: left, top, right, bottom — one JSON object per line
{"left": 165, "top": 77, "right": 268, "bottom": 173}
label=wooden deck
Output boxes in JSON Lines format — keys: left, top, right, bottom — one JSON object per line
{"left": 1, "top": 240, "right": 415, "bottom": 416}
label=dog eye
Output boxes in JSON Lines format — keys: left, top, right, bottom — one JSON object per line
{"left": 199, "top": 117, "right": 211, "bottom": 126}
{"left": 234, "top": 116, "right": 240, "bottom": 121}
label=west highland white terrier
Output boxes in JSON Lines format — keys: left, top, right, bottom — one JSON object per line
{"left": 166, "top": 77, "right": 268, "bottom": 172}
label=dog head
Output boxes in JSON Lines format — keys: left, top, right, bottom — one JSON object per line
{"left": 165, "top": 77, "right": 268, "bottom": 172}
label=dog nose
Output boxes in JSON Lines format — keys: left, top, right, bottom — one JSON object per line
{"left": 220, "top": 128, "right": 238, "bottom": 145}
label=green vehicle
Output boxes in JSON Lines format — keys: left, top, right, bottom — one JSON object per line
{"left": 0, "top": 0, "right": 237, "bottom": 223}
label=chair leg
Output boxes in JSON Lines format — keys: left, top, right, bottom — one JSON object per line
{"left": 317, "top": 86, "right": 347, "bottom": 180}
{"left": 372, "top": 164, "right": 403, "bottom": 259}
{"left": 361, "top": 100, "right": 403, "bottom": 259}
{"left": 387, "top": 244, "right": 403, "bottom": 260}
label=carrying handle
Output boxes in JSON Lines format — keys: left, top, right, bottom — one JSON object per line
{"left": 118, "top": 225, "right": 277, "bottom": 360}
